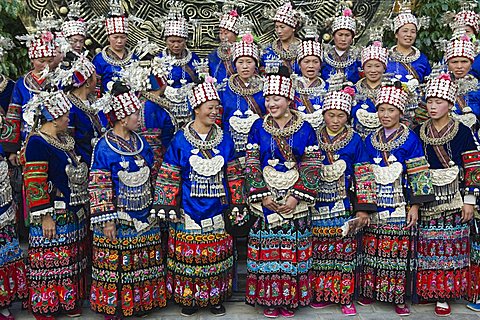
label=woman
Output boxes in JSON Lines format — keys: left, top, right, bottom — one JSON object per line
{"left": 244, "top": 66, "right": 319, "bottom": 317}
{"left": 293, "top": 39, "right": 327, "bottom": 132}
{"left": 310, "top": 86, "right": 373, "bottom": 316}
{"left": 359, "top": 82, "right": 433, "bottom": 316}
{"left": 386, "top": 7, "right": 431, "bottom": 84}
{"left": 208, "top": 6, "right": 239, "bottom": 84}
{"left": 261, "top": 2, "right": 302, "bottom": 75}
{"left": 153, "top": 78, "right": 244, "bottom": 317}
{"left": 55, "top": 52, "right": 108, "bottom": 165}
{"left": 321, "top": 7, "right": 361, "bottom": 84}
{"left": 88, "top": 82, "right": 166, "bottom": 319}
{"left": 1, "top": 34, "right": 56, "bottom": 159}
{"left": 444, "top": 31, "right": 480, "bottom": 128}
{"left": 23, "top": 90, "right": 88, "bottom": 320}
{"left": 157, "top": 2, "right": 200, "bottom": 127}
{"left": 453, "top": 9, "right": 480, "bottom": 80}
{"left": 414, "top": 73, "right": 477, "bottom": 316}
{"left": 92, "top": 4, "right": 135, "bottom": 92}
{"left": 352, "top": 41, "right": 388, "bottom": 139}
{"left": 61, "top": 2, "right": 87, "bottom": 54}
{"left": 221, "top": 32, "right": 265, "bottom": 156}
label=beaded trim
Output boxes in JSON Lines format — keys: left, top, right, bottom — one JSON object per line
{"left": 67, "top": 93, "right": 97, "bottom": 114}
{"left": 323, "top": 47, "right": 356, "bottom": 69}
{"left": 371, "top": 124, "right": 410, "bottom": 152}
{"left": 318, "top": 125, "right": 354, "bottom": 153}
{"left": 101, "top": 46, "right": 133, "bottom": 67}
{"left": 37, "top": 132, "right": 75, "bottom": 152}
{"left": 355, "top": 78, "right": 381, "bottom": 101}
{"left": 389, "top": 46, "right": 421, "bottom": 64}
{"left": 272, "top": 39, "right": 300, "bottom": 61}
{"left": 104, "top": 129, "right": 144, "bottom": 156}
{"left": 228, "top": 74, "right": 263, "bottom": 96}
{"left": 262, "top": 110, "right": 304, "bottom": 138}
{"left": 419, "top": 119, "right": 459, "bottom": 146}
{"left": 183, "top": 121, "right": 223, "bottom": 150}
{"left": 162, "top": 48, "right": 192, "bottom": 66}
{"left": 294, "top": 77, "right": 326, "bottom": 96}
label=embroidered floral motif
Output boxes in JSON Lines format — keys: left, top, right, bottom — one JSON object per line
{"left": 89, "top": 169, "right": 115, "bottom": 217}
{"left": 24, "top": 161, "right": 50, "bottom": 211}
{"left": 405, "top": 156, "right": 433, "bottom": 197}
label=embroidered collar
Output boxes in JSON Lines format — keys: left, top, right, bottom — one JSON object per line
{"left": 272, "top": 38, "right": 300, "bottom": 61}
{"left": 184, "top": 121, "right": 223, "bottom": 150}
{"left": 318, "top": 125, "right": 354, "bottom": 153}
{"left": 371, "top": 124, "right": 410, "bottom": 152}
{"left": 37, "top": 131, "right": 75, "bottom": 152}
{"left": 419, "top": 118, "right": 459, "bottom": 146}
{"left": 67, "top": 93, "right": 97, "bottom": 114}
{"left": 263, "top": 110, "right": 304, "bottom": 138}
{"left": 294, "top": 76, "right": 326, "bottom": 96}
{"left": 355, "top": 78, "right": 381, "bottom": 102}
{"left": 163, "top": 48, "right": 193, "bottom": 66}
{"left": 228, "top": 74, "right": 263, "bottom": 96}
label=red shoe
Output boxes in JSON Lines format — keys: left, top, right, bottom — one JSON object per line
{"left": 263, "top": 308, "right": 279, "bottom": 318}
{"left": 395, "top": 304, "right": 410, "bottom": 316}
{"left": 435, "top": 303, "right": 451, "bottom": 317}
{"left": 341, "top": 303, "right": 357, "bottom": 316}
{"left": 279, "top": 308, "right": 295, "bottom": 318}
{"left": 357, "top": 297, "right": 374, "bottom": 306}
{"left": 310, "top": 301, "right": 334, "bottom": 309}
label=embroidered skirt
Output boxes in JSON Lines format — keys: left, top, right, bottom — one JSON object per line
{"left": 90, "top": 223, "right": 166, "bottom": 317}
{"left": 0, "top": 204, "right": 28, "bottom": 307}
{"left": 246, "top": 217, "right": 312, "bottom": 309}
{"left": 469, "top": 219, "right": 480, "bottom": 302}
{"left": 359, "top": 223, "right": 413, "bottom": 305}
{"left": 28, "top": 208, "right": 87, "bottom": 315}
{"left": 311, "top": 215, "right": 356, "bottom": 305}
{"left": 166, "top": 222, "right": 234, "bottom": 308}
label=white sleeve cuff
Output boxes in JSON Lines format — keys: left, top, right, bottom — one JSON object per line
{"left": 464, "top": 194, "right": 477, "bottom": 205}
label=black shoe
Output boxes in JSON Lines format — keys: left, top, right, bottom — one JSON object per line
{"left": 210, "top": 304, "right": 226, "bottom": 316}
{"left": 181, "top": 307, "right": 198, "bottom": 317}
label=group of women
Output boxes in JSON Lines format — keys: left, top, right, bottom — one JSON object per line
{"left": 0, "top": 0, "right": 480, "bottom": 319}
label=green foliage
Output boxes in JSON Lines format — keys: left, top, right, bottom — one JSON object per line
{"left": 0, "top": 0, "right": 30, "bottom": 79}
{"left": 383, "top": 0, "right": 463, "bottom": 63}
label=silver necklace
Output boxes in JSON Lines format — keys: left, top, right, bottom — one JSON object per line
{"left": 371, "top": 124, "right": 410, "bottom": 152}
{"left": 183, "top": 121, "right": 223, "bottom": 150}
{"left": 419, "top": 119, "right": 459, "bottom": 146}
{"left": 294, "top": 77, "right": 326, "bottom": 96}
{"left": 272, "top": 39, "right": 300, "bottom": 61}
{"left": 323, "top": 47, "right": 356, "bottom": 70}
{"left": 318, "top": 125, "right": 354, "bottom": 153}
{"left": 38, "top": 132, "right": 75, "bottom": 152}
{"left": 228, "top": 74, "right": 263, "bottom": 96}
{"left": 101, "top": 46, "right": 133, "bottom": 67}
{"left": 389, "top": 46, "right": 421, "bottom": 64}
{"left": 104, "top": 129, "right": 144, "bottom": 156}
{"left": 263, "top": 110, "right": 304, "bottom": 138}
{"left": 163, "top": 48, "right": 192, "bottom": 66}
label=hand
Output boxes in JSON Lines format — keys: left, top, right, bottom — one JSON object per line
{"left": 277, "top": 196, "right": 299, "bottom": 215}
{"left": 356, "top": 211, "right": 370, "bottom": 227}
{"left": 461, "top": 204, "right": 475, "bottom": 223}
{"left": 103, "top": 221, "right": 117, "bottom": 241}
{"left": 42, "top": 214, "right": 56, "bottom": 239}
{"left": 262, "top": 196, "right": 279, "bottom": 212}
{"left": 8, "top": 153, "right": 20, "bottom": 166}
{"left": 405, "top": 204, "right": 419, "bottom": 229}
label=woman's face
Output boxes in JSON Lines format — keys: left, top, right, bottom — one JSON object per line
{"left": 166, "top": 36, "right": 187, "bottom": 56}
{"left": 377, "top": 103, "right": 401, "bottom": 129}
{"left": 219, "top": 28, "right": 237, "bottom": 43}
{"left": 55, "top": 111, "right": 70, "bottom": 133}
{"left": 122, "top": 109, "right": 140, "bottom": 132}
{"left": 265, "top": 95, "right": 290, "bottom": 119}
{"left": 108, "top": 33, "right": 127, "bottom": 52}
{"left": 333, "top": 29, "right": 354, "bottom": 51}
{"left": 395, "top": 23, "right": 417, "bottom": 48}
{"left": 32, "top": 57, "right": 54, "bottom": 73}
{"left": 448, "top": 57, "right": 472, "bottom": 79}
{"left": 235, "top": 57, "right": 256, "bottom": 80}
{"left": 194, "top": 100, "right": 220, "bottom": 127}
{"left": 324, "top": 109, "right": 348, "bottom": 133}
{"left": 68, "top": 35, "right": 86, "bottom": 53}
{"left": 299, "top": 56, "right": 321, "bottom": 79}
{"left": 364, "top": 60, "right": 385, "bottom": 83}
{"left": 426, "top": 97, "right": 451, "bottom": 120}
{"left": 275, "top": 22, "right": 295, "bottom": 42}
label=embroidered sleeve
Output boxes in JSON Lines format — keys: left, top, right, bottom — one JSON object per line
{"left": 245, "top": 143, "right": 270, "bottom": 202}
{"left": 226, "top": 158, "right": 246, "bottom": 205}
{"left": 88, "top": 169, "right": 117, "bottom": 226}
{"left": 153, "top": 162, "right": 182, "bottom": 220}
{"left": 405, "top": 156, "right": 434, "bottom": 204}
{"left": 293, "top": 145, "right": 321, "bottom": 203}
{"left": 24, "top": 161, "right": 53, "bottom": 222}
{"left": 0, "top": 103, "right": 22, "bottom": 153}
{"left": 352, "top": 162, "right": 377, "bottom": 212}
{"left": 462, "top": 150, "right": 480, "bottom": 197}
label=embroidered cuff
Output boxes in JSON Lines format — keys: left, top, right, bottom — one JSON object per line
{"left": 24, "top": 161, "right": 51, "bottom": 211}
{"left": 354, "top": 162, "right": 376, "bottom": 205}
{"left": 406, "top": 156, "right": 433, "bottom": 198}
{"left": 89, "top": 169, "right": 116, "bottom": 215}
{"left": 245, "top": 143, "right": 268, "bottom": 197}
{"left": 226, "top": 158, "right": 246, "bottom": 205}
{"left": 154, "top": 162, "right": 181, "bottom": 206}
{"left": 464, "top": 194, "right": 477, "bottom": 205}
{"left": 463, "top": 150, "right": 480, "bottom": 190}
